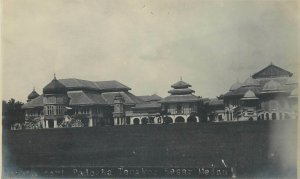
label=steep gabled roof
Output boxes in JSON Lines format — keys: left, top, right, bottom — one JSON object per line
{"left": 252, "top": 64, "right": 293, "bottom": 79}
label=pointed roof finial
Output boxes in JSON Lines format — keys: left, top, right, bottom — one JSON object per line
{"left": 33, "top": 86, "right": 35, "bottom": 91}
{"left": 270, "top": 61, "right": 273, "bottom": 65}
{"left": 54, "top": 73, "right": 56, "bottom": 80}
{"left": 180, "top": 76, "right": 182, "bottom": 81}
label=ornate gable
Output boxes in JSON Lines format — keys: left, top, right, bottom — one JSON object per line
{"left": 252, "top": 64, "right": 292, "bottom": 79}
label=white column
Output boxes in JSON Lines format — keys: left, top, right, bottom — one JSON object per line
{"left": 45, "top": 120, "right": 49, "bottom": 128}
{"left": 54, "top": 120, "right": 57, "bottom": 128}
{"left": 89, "top": 118, "right": 93, "bottom": 127}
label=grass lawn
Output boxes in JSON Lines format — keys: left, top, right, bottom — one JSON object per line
{"left": 3, "top": 120, "right": 297, "bottom": 178}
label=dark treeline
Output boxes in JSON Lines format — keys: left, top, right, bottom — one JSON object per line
{"left": 2, "top": 98, "right": 25, "bottom": 129}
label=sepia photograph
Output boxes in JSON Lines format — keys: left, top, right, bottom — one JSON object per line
{"left": 2, "top": 0, "right": 299, "bottom": 178}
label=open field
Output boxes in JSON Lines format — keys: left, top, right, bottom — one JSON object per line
{"left": 3, "top": 120, "right": 297, "bottom": 178}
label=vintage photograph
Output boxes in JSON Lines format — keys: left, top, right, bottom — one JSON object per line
{"left": 2, "top": 0, "right": 298, "bottom": 178}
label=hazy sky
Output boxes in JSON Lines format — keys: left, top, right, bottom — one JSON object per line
{"left": 2, "top": 0, "right": 299, "bottom": 102}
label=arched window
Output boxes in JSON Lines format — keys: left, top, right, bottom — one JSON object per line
{"left": 175, "top": 116, "right": 185, "bottom": 123}
{"left": 133, "top": 118, "right": 140, "bottom": 125}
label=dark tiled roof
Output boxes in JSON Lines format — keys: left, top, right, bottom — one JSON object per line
{"left": 160, "top": 94, "right": 200, "bottom": 103}
{"left": 59, "top": 78, "right": 131, "bottom": 92}
{"left": 28, "top": 90, "right": 39, "bottom": 100}
{"left": 60, "top": 78, "right": 99, "bottom": 91}
{"left": 94, "top": 80, "right": 131, "bottom": 91}
{"left": 43, "top": 78, "right": 67, "bottom": 94}
{"left": 171, "top": 80, "right": 191, "bottom": 89}
{"left": 168, "top": 88, "right": 195, "bottom": 95}
{"left": 68, "top": 91, "right": 107, "bottom": 106}
{"left": 138, "top": 94, "right": 162, "bottom": 102}
{"left": 22, "top": 95, "right": 43, "bottom": 109}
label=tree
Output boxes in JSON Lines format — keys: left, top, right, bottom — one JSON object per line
{"left": 197, "top": 100, "right": 210, "bottom": 122}
{"left": 2, "top": 98, "right": 25, "bottom": 129}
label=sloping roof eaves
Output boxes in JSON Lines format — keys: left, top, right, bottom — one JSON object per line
{"left": 22, "top": 95, "right": 43, "bottom": 109}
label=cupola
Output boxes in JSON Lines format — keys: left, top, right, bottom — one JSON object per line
{"left": 43, "top": 74, "right": 67, "bottom": 94}
{"left": 27, "top": 88, "right": 39, "bottom": 102}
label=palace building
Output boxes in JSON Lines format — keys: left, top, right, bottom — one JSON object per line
{"left": 20, "top": 63, "right": 297, "bottom": 129}
{"left": 222, "top": 63, "right": 298, "bottom": 122}
{"left": 22, "top": 76, "right": 202, "bottom": 129}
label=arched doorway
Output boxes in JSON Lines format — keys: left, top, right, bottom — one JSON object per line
{"left": 187, "top": 116, "right": 197, "bottom": 123}
{"left": 133, "top": 118, "right": 140, "bottom": 125}
{"left": 266, "top": 113, "right": 269, "bottom": 120}
{"left": 175, "top": 116, "right": 185, "bottom": 123}
{"left": 249, "top": 117, "right": 253, "bottom": 121}
{"left": 272, "top": 113, "right": 276, "bottom": 120}
{"left": 163, "top": 117, "right": 173, "bottom": 124}
{"left": 141, "top": 117, "right": 148, "bottom": 125}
